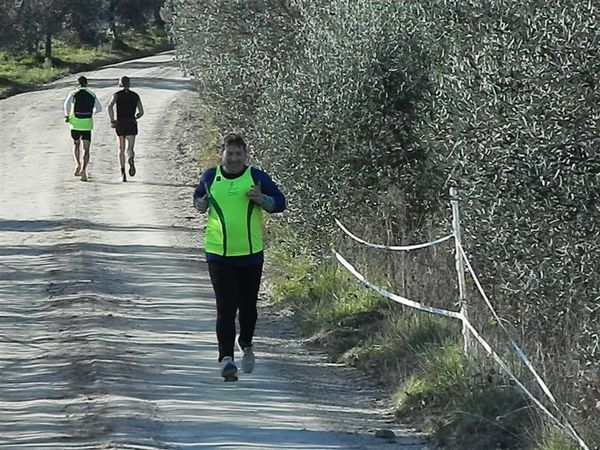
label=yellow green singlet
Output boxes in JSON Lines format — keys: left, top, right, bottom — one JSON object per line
{"left": 68, "top": 88, "right": 96, "bottom": 131}
{"left": 205, "top": 166, "right": 263, "bottom": 256}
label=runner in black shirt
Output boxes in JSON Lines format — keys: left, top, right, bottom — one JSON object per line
{"left": 108, "top": 76, "right": 144, "bottom": 182}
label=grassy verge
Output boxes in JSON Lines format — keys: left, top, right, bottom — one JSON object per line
{"left": 0, "top": 27, "right": 172, "bottom": 98}
{"left": 263, "top": 221, "right": 594, "bottom": 450}
{"left": 264, "top": 220, "right": 388, "bottom": 335}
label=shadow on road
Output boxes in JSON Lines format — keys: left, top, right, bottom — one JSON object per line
{"left": 105, "top": 60, "right": 181, "bottom": 70}
{"left": 91, "top": 180, "right": 197, "bottom": 189}
{"left": 47, "top": 76, "right": 195, "bottom": 92}
{"left": 0, "top": 240, "right": 209, "bottom": 448}
{"left": 0, "top": 237, "right": 400, "bottom": 449}
{"left": 0, "top": 218, "right": 197, "bottom": 234}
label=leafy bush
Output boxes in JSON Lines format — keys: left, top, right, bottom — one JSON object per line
{"left": 164, "top": 0, "right": 299, "bottom": 129}
{"left": 415, "top": 1, "right": 600, "bottom": 441}
{"left": 165, "top": 0, "right": 447, "bottom": 242}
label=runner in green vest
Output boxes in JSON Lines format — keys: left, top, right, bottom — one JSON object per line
{"left": 63, "top": 76, "right": 102, "bottom": 182}
{"left": 193, "top": 133, "right": 286, "bottom": 381}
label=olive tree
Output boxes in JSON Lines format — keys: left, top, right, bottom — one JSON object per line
{"left": 418, "top": 0, "right": 600, "bottom": 431}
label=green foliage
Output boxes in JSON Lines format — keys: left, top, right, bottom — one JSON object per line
{"left": 265, "top": 221, "right": 386, "bottom": 332}
{"left": 164, "top": 0, "right": 448, "bottom": 250}
{"left": 413, "top": 0, "right": 600, "bottom": 440}
{"left": 539, "top": 434, "right": 581, "bottom": 450}
{"left": 339, "top": 312, "right": 461, "bottom": 406}
{"left": 265, "top": 240, "right": 316, "bottom": 306}
{"left": 51, "top": 41, "right": 107, "bottom": 64}
{"left": 120, "top": 26, "right": 169, "bottom": 51}
{"left": 0, "top": 52, "right": 66, "bottom": 94}
{"left": 257, "top": 1, "right": 443, "bottom": 232}
{"left": 0, "top": 31, "right": 169, "bottom": 96}
{"left": 395, "top": 345, "right": 532, "bottom": 449}
{"left": 1, "top": 0, "right": 167, "bottom": 55}
{"left": 272, "top": 258, "right": 388, "bottom": 333}
{"left": 164, "top": 0, "right": 297, "bottom": 125}
{"left": 395, "top": 345, "right": 466, "bottom": 412}
{"left": 344, "top": 313, "right": 459, "bottom": 364}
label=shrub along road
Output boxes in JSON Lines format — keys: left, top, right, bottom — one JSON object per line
{"left": 0, "top": 53, "right": 429, "bottom": 449}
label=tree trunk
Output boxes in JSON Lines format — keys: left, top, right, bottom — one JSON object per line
{"left": 153, "top": 6, "right": 165, "bottom": 29}
{"left": 108, "top": 0, "right": 125, "bottom": 50}
{"left": 44, "top": 33, "right": 52, "bottom": 59}
{"left": 110, "top": 18, "right": 127, "bottom": 50}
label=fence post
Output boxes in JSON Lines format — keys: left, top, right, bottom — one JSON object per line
{"left": 450, "top": 187, "right": 471, "bottom": 355}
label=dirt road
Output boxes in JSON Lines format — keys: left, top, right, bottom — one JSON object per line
{"left": 0, "top": 53, "right": 429, "bottom": 449}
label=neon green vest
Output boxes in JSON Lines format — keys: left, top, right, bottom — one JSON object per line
{"left": 205, "top": 166, "right": 263, "bottom": 256}
{"left": 68, "top": 88, "right": 96, "bottom": 131}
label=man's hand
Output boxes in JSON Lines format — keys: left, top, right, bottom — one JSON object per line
{"left": 64, "top": 116, "right": 70, "bottom": 123}
{"left": 194, "top": 182, "right": 211, "bottom": 213}
{"left": 110, "top": 119, "right": 117, "bottom": 129}
{"left": 247, "top": 182, "right": 264, "bottom": 206}
{"left": 194, "top": 194, "right": 209, "bottom": 213}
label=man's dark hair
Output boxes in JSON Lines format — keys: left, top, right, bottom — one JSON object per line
{"left": 119, "top": 76, "right": 130, "bottom": 88}
{"left": 222, "top": 133, "right": 247, "bottom": 152}
{"left": 77, "top": 76, "right": 88, "bottom": 87}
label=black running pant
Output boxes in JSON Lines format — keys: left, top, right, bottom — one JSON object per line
{"left": 207, "top": 261, "right": 262, "bottom": 362}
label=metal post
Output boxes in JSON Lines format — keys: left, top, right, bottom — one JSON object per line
{"left": 450, "top": 187, "right": 470, "bottom": 355}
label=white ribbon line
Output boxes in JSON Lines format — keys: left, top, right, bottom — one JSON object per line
{"left": 457, "top": 242, "right": 590, "bottom": 450}
{"left": 335, "top": 218, "right": 454, "bottom": 251}
{"left": 334, "top": 249, "right": 591, "bottom": 450}
{"left": 461, "top": 321, "right": 570, "bottom": 434}
{"left": 334, "top": 251, "right": 463, "bottom": 319}
{"left": 463, "top": 320, "right": 590, "bottom": 450}
{"left": 457, "top": 241, "right": 558, "bottom": 404}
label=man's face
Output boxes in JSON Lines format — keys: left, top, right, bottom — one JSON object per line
{"left": 221, "top": 144, "right": 246, "bottom": 172}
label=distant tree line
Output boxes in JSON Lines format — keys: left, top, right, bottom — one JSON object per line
{"left": 164, "top": 0, "right": 599, "bottom": 446}
{"left": 0, "top": 0, "right": 166, "bottom": 58}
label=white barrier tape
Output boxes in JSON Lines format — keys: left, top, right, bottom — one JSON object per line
{"left": 565, "top": 423, "right": 592, "bottom": 450}
{"left": 461, "top": 320, "right": 565, "bottom": 428}
{"left": 334, "top": 248, "right": 590, "bottom": 450}
{"left": 335, "top": 218, "right": 454, "bottom": 251}
{"left": 462, "top": 320, "right": 590, "bottom": 450}
{"left": 458, "top": 242, "right": 590, "bottom": 450}
{"left": 457, "top": 242, "right": 558, "bottom": 404}
{"left": 334, "top": 250, "right": 463, "bottom": 319}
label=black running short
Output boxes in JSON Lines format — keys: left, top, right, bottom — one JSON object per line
{"left": 71, "top": 130, "right": 91, "bottom": 141}
{"left": 115, "top": 118, "right": 138, "bottom": 137}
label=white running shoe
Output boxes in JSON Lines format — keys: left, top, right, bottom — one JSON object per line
{"left": 220, "top": 356, "right": 238, "bottom": 381}
{"left": 240, "top": 344, "right": 255, "bottom": 373}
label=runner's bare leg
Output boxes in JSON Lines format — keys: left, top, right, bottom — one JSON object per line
{"left": 126, "top": 135, "right": 136, "bottom": 161}
{"left": 126, "top": 135, "right": 136, "bottom": 176}
{"left": 73, "top": 140, "right": 81, "bottom": 175}
{"left": 118, "top": 136, "right": 126, "bottom": 171}
{"left": 81, "top": 140, "right": 91, "bottom": 180}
